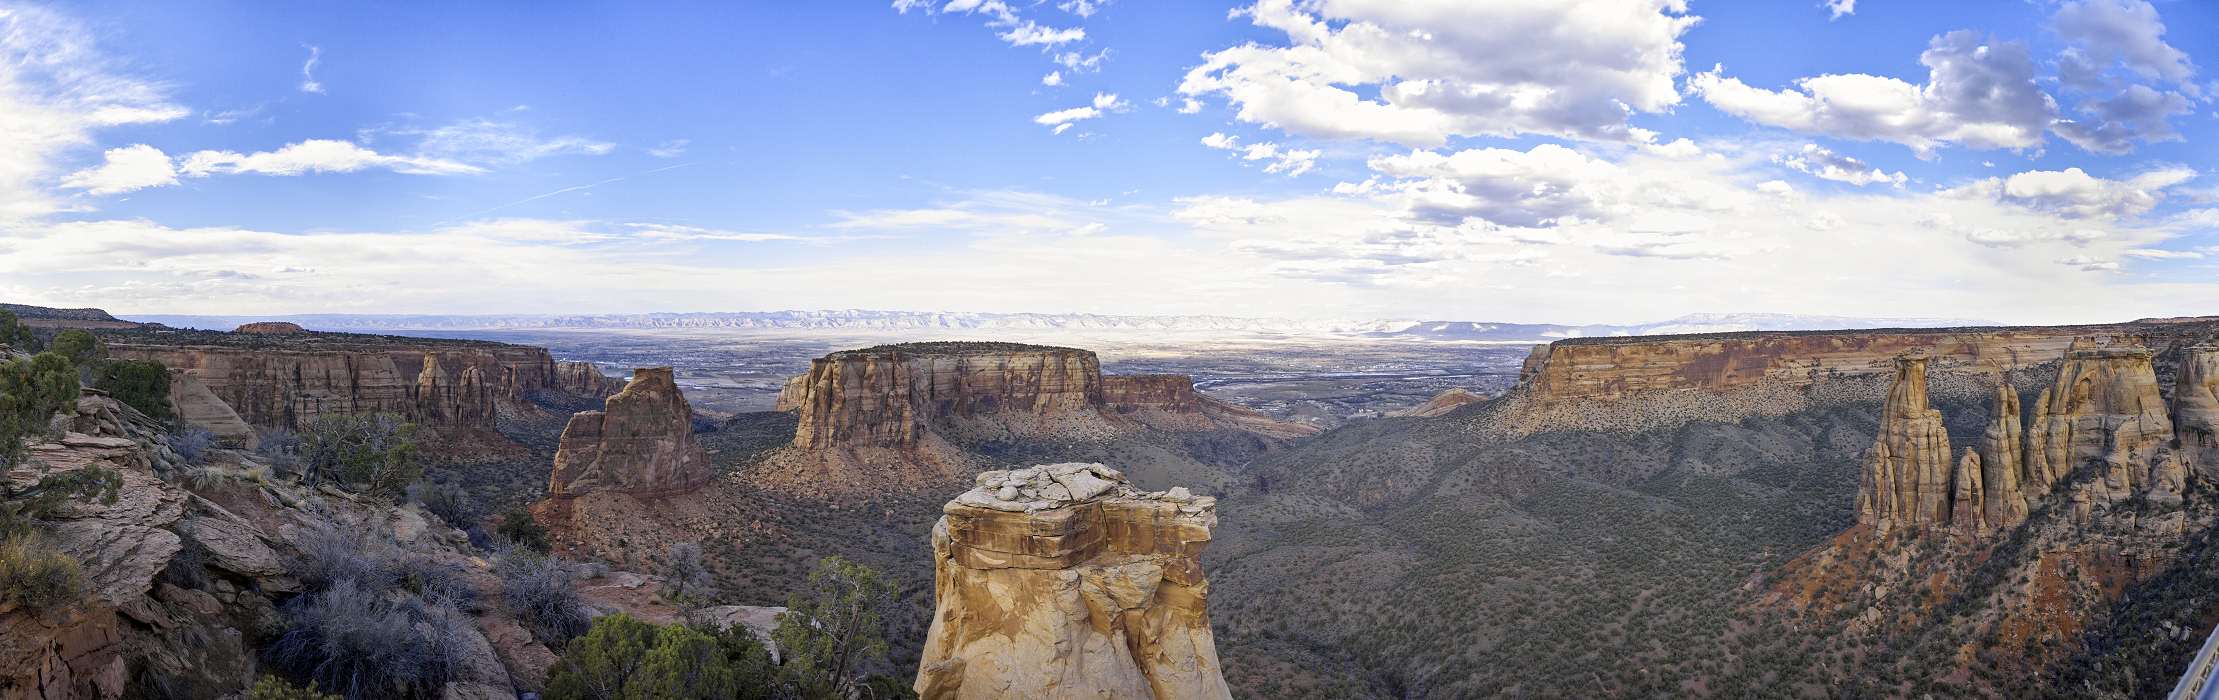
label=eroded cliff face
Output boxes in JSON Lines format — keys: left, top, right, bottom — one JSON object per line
{"left": 1856, "top": 357, "right": 1953, "bottom": 533}
{"left": 790, "top": 343, "right": 1103, "bottom": 450}
{"left": 2178, "top": 346, "right": 2219, "bottom": 481}
{"left": 552, "top": 361, "right": 626, "bottom": 398}
{"left": 2027, "top": 343, "right": 2181, "bottom": 513}
{"left": 915, "top": 463, "right": 1231, "bottom": 700}
{"left": 111, "top": 341, "right": 604, "bottom": 433}
{"left": 546, "top": 367, "right": 711, "bottom": 498}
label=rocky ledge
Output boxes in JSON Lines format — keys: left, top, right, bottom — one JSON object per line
{"left": 916, "top": 463, "right": 1230, "bottom": 699}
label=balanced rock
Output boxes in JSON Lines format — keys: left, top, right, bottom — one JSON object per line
{"left": 547, "top": 367, "right": 711, "bottom": 498}
{"left": 915, "top": 463, "right": 1231, "bottom": 700}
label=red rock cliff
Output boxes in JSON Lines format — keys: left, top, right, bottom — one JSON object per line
{"left": 788, "top": 343, "right": 1105, "bottom": 450}
{"left": 547, "top": 367, "right": 711, "bottom": 498}
{"left": 110, "top": 340, "right": 585, "bottom": 432}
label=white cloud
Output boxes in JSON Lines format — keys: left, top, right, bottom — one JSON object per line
{"left": 179, "top": 139, "right": 484, "bottom": 177}
{"left": 1823, "top": 0, "right": 1855, "bottom": 20}
{"left": 1054, "top": 49, "right": 1109, "bottom": 72}
{"left": 1198, "top": 133, "right": 1319, "bottom": 176}
{"left": 1945, "top": 166, "right": 2197, "bottom": 219}
{"left": 2122, "top": 247, "right": 2203, "bottom": 259}
{"left": 0, "top": 5, "right": 187, "bottom": 221}
{"left": 298, "top": 45, "right": 325, "bottom": 94}
{"left": 60, "top": 144, "right": 177, "bottom": 195}
{"left": 1058, "top": 0, "right": 1108, "bottom": 18}
{"left": 999, "top": 21, "right": 1084, "bottom": 46}
{"left": 647, "top": 139, "right": 690, "bottom": 158}
{"left": 2053, "top": 0, "right": 2194, "bottom": 84}
{"left": 1177, "top": 98, "right": 1202, "bottom": 114}
{"left": 1691, "top": 31, "right": 2056, "bottom": 155}
{"left": 1779, "top": 144, "right": 1906, "bottom": 187}
{"left": 398, "top": 119, "right": 615, "bottom": 165}
{"left": 2055, "top": 254, "right": 2120, "bottom": 271}
{"left": 1177, "top": 0, "right": 1699, "bottom": 146}
{"left": 1033, "top": 92, "right": 1125, "bottom": 132}
{"left": 1041, "top": 71, "right": 1063, "bottom": 87}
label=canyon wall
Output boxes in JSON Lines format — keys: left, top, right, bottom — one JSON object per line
{"left": 111, "top": 339, "right": 619, "bottom": 432}
{"left": 2179, "top": 346, "right": 2219, "bottom": 481}
{"left": 1517, "top": 325, "right": 2200, "bottom": 402}
{"left": 789, "top": 343, "right": 1102, "bottom": 449}
{"left": 915, "top": 463, "right": 1231, "bottom": 700}
{"left": 546, "top": 367, "right": 712, "bottom": 498}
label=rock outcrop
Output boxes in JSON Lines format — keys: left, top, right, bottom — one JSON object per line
{"left": 547, "top": 367, "right": 711, "bottom": 498}
{"left": 167, "top": 370, "right": 258, "bottom": 449}
{"left": 790, "top": 343, "right": 1103, "bottom": 450}
{"left": 1393, "top": 388, "right": 1488, "bottom": 418}
{"left": 1856, "top": 356, "right": 1954, "bottom": 533}
{"left": 411, "top": 353, "right": 495, "bottom": 429}
{"left": 553, "top": 361, "right": 626, "bottom": 398}
{"left": 2175, "top": 346, "right": 2219, "bottom": 482}
{"left": 2025, "top": 342, "right": 2176, "bottom": 510}
{"left": 1976, "top": 383, "right": 2029, "bottom": 530}
{"left": 915, "top": 463, "right": 1231, "bottom": 700}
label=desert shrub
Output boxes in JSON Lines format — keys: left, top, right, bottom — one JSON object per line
{"left": 0, "top": 310, "right": 38, "bottom": 352}
{"left": 291, "top": 526, "right": 390, "bottom": 591}
{"left": 408, "top": 481, "right": 479, "bottom": 531}
{"left": 268, "top": 578, "right": 471, "bottom": 700}
{"left": 773, "top": 556, "right": 895, "bottom": 699}
{"left": 91, "top": 358, "right": 171, "bottom": 421}
{"left": 296, "top": 414, "right": 418, "bottom": 497}
{"left": 388, "top": 552, "right": 478, "bottom": 609}
{"left": 0, "top": 352, "right": 80, "bottom": 465}
{"left": 661, "top": 542, "right": 717, "bottom": 607}
{"left": 246, "top": 675, "right": 339, "bottom": 700}
{"left": 256, "top": 427, "right": 302, "bottom": 468}
{"left": 544, "top": 613, "right": 775, "bottom": 700}
{"left": 494, "top": 506, "right": 549, "bottom": 552}
{"left": 497, "top": 551, "right": 590, "bottom": 645}
{"left": 46, "top": 329, "right": 105, "bottom": 369}
{"left": 171, "top": 427, "right": 216, "bottom": 465}
{"left": 0, "top": 534, "right": 85, "bottom": 609}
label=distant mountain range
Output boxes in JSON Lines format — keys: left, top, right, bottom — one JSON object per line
{"left": 119, "top": 310, "right": 1998, "bottom": 343}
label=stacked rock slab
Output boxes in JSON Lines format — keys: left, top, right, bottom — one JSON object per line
{"left": 2177, "top": 346, "right": 2219, "bottom": 482}
{"left": 547, "top": 367, "right": 711, "bottom": 498}
{"left": 916, "top": 463, "right": 1232, "bottom": 700}
{"left": 2025, "top": 342, "right": 2177, "bottom": 509}
{"left": 1857, "top": 356, "right": 1954, "bottom": 533}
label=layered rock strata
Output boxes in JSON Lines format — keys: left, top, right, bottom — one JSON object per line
{"left": 790, "top": 343, "right": 1102, "bottom": 450}
{"left": 1393, "top": 388, "right": 1488, "bottom": 418}
{"left": 2028, "top": 343, "right": 2180, "bottom": 510}
{"left": 547, "top": 367, "right": 712, "bottom": 498}
{"left": 1976, "top": 383, "right": 2029, "bottom": 530}
{"left": 1518, "top": 321, "right": 2216, "bottom": 402}
{"left": 915, "top": 463, "right": 1231, "bottom": 700}
{"left": 111, "top": 340, "right": 615, "bottom": 432}
{"left": 1856, "top": 357, "right": 1954, "bottom": 533}
{"left": 2179, "top": 346, "right": 2219, "bottom": 481}
{"left": 553, "top": 361, "right": 626, "bottom": 398}
{"left": 167, "top": 370, "right": 258, "bottom": 449}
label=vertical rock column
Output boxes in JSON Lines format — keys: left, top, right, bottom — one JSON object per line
{"left": 2177, "top": 346, "right": 2219, "bottom": 483}
{"left": 1978, "top": 384, "right": 2029, "bottom": 529}
{"left": 915, "top": 463, "right": 1232, "bottom": 700}
{"left": 2023, "top": 342, "right": 2176, "bottom": 512}
{"left": 1856, "top": 356, "right": 1954, "bottom": 533}
{"left": 546, "top": 367, "right": 712, "bottom": 498}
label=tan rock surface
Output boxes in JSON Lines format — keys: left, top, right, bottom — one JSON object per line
{"left": 111, "top": 341, "right": 571, "bottom": 431}
{"left": 790, "top": 343, "right": 1103, "bottom": 450}
{"left": 1977, "top": 384, "right": 2029, "bottom": 529}
{"left": 2025, "top": 341, "right": 2174, "bottom": 507}
{"left": 546, "top": 367, "right": 711, "bottom": 498}
{"left": 167, "top": 370, "right": 258, "bottom": 448}
{"left": 2176, "top": 346, "right": 2219, "bottom": 481}
{"left": 1392, "top": 388, "right": 1488, "bottom": 418}
{"left": 916, "top": 463, "right": 1231, "bottom": 700}
{"left": 1856, "top": 356, "right": 1953, "bottom": 533}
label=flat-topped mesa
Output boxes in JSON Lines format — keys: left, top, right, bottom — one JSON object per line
{"left": 1103, "top": 374, "right": 1205, "bottom": 414}
{"left": 916, "top": 463, "right": 1231, "bottom": 700}
{"left": 552, "top": 360, "right": 627, "bottom": 398}
{"left": 110, "top": 337, "right": 578, "bottom": 432}
{"left": 2028, "top": 341, "right": 2179, "bottom": 511}
{"left": 548, "top": 367, "right": 712, "bottom": 498}
{"left": 232, "top": 321, "right": 305, "bottom": 334}
{"left": 789, "top": 342, "right": 1104, "bottom": 450}
{"left": 1856, "top": 356, "right": 1954, "bottom": 534}
{"left": 2177, "top": 346, "right": 2219, "bottom": 482}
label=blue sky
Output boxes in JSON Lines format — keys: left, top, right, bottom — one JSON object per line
{"left": 1, "top": 0, "right": 2215, "bottom": 323}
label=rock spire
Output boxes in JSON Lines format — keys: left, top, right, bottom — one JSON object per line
{"left": 547, "top": 367, "right": 711, "bottom": 498}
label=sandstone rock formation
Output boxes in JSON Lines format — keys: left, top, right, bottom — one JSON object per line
{"left": 112, "top": 340, "right": 591, "bottom": 432}
{"left": 2025, "top": 342, "right": 2176, "bottom": 509}
{"left": 231, "top": 321, "right": 304, "bottom": 334}
{"left": 2176, "top": 346, "right": 2219, "bottom": 482}
{"left": 553, "top": 360, "right": 626, "bottom": 398}
{"left": 1976, "top": 383, "right": 2029, "bottom": 530}
{"left": 790, "top": 343, "right": 1102, "bottom": 450}
{"left": 547, "top": 367, "right": 711, "bottom": 498}
{"left": 915, "top": 463, "right": 1231, "bottom": 700}
{"left": 1856, "top": 356, "right": 1954, "bottom": 533}
{"left": 1393, "top": 388, "right": 1488, "bottom": 418}
{"left": 167, "top": 370, "right": 258, "bottom": 449}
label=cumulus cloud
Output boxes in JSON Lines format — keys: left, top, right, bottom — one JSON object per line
{"left": 1041, "top": 71, "right": 1063, "bottom": 87}
{"left": 1198, "top": 133, "right": 1318, "bottom": 176}
{"left": 2046, "top": 1, "right": 2200, "bottom": 155}
{"left": 895, "top": 0, "right": 1089, "bottom": 49}
{"left": 179, "top": 140, "right": 483, "bottom": 177}
{"left": 1823, "top": 0, "right": 1855, "bottom": 20}
{"left": 1178, "top": 0, "right": 1698, "bottom": 146}
{"left": 1945, "top": 166, "right": 2197, "bottom": 219}
{"left": 1033, "top": 92, "right": 1126, "bottom": 134}
{"left": 2053, "top": 84, "right": 2192, "bottom": 154}
{"left": 1779, "top": 144, "right": 1906, "bottom": 187}
{"left": 60, "top": 144, "right": 178, "bottom": 195}
{"left": 2053, "top": 0, "right": 2194, "bottom": 84}
{"left": 1691, "top": 31, "right": 2056, "bottom": 155}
